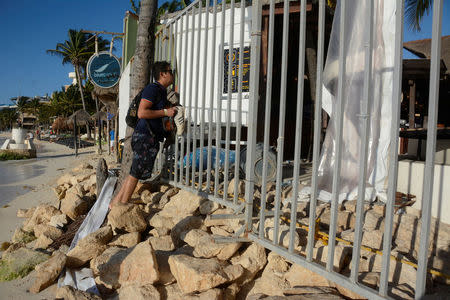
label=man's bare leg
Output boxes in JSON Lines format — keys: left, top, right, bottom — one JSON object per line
{"left": 119, "top": 175, "right": 139, "bottom": 204}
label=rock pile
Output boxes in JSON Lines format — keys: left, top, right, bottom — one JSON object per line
{"left": 1, "top": 162, "right": 449, "bottom": 299}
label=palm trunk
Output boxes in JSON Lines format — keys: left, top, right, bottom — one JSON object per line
{"left": 116, "top": 0, "right": 158, "bottom": 190}
{"left": 75, "top": 64, "right": 92, "bottom": 139}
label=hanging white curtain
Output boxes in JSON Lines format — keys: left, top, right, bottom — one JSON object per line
{"left": 316, "top": 0, "right": 397, "bottom": 202}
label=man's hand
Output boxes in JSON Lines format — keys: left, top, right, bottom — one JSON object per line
{"left": 165, "top": 107, "right": 177, "bottom": 117}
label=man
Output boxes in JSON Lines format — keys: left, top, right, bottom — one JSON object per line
{"left": 110, "top": 61, "right": 177, "bottom": 208}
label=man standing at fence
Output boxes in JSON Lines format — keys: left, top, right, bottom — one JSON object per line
{"left": 109, "top": 61, "right": 177, "bottom": 208}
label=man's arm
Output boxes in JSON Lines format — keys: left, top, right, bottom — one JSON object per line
{"left": 137, "top": 99, "right": 177, "bottom": 119}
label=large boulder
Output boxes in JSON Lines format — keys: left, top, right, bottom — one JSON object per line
{"left": 108, "top": 204, "right": 147, "bottom": 233}
{"left": 204, "top": 208, "right": 241, "bottom": 233}
{"left": 49, "top": 214, "right": 69, "bottom": 229}
{"left": 117, "top": 284, "right": 161, "bottom": 300}
{"left": 66, "top": 226, "right": 113, "bottom": 268}
{"left": 55, "top": 285, "right": 102, "bottom": 300}
{"left": 0, "top": 248, "right": 50, "bottom": 281}
{"left": 148, "top": 235, "right": 175, "bottom": 251}
{"left": 22, "top": 205, "right": 62, "bottom": 232}
{"left": 33, "top": 224, "right": 63, "bottom": 240}
{"left": 11, "top": 227, "right": 35, "bottom": 244}
{"left": 30, "top": 251, "right": 66, "bottom": 293}
{"left": 16, "top": 207, "right": 35, "bottom": 218}
{"left": 230, "top": 243, "right": 268, "bottom": 284}
{"left": 284, "top": 264, "right": 333, "bottom": 288}
{"left": 118, "top": 240, "right": 160, "bottom": 287}
{"left": 158, "top": 189, "right": 204, "bottom": 224}
{"left": 183, "top": 229, "right": 242, "bottom": 260}
{"left": 60, "top": 192, "right": 88, "bottom": 220}
{"left": 171, "top": 216, "right": 205, "bottom": 248}
{"left": 168, "top": 254, "right": 243, "bottom": 294}
{"left": 108, "top": 232, "right": 141, "bottom": 248}
{"left": 90, "top": 246, "right": 123, "bottom": 276}
{"left": 155, "top": 250, "right": 176, "bottom": 285}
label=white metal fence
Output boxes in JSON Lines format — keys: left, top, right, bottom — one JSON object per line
{"left": 154, "top": 0, "right": 446, "bottom": 298}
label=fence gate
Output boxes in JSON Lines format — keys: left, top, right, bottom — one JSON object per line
{"left": 154, "top": 0, "right": 446, "bottom": 299}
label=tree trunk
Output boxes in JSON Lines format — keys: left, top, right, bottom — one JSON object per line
{"left": 75, "top": 64, "right": 92, "bottom": 139}
{"left": 116, "top": 0, "right": 158, "bottom": 191}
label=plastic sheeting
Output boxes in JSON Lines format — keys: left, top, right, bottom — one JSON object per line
{"left": 316, "top": 0, "right": 396, "bottom": 202}
{"left": 58, "top": 176, "right": 117, "bottom": 294}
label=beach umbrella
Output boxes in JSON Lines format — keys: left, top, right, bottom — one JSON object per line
{"left": 68, "top": 109, "right": 92, "bottom": 126}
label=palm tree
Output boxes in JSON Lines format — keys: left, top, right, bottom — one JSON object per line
{"left": 406, "top": 0, "right": 432, "bottom": 31}
{"left": 47, "top": 29, "right": 108, "bottom": 138}
{"left": 11, "top": 96, "right": 30, "bottom": 113}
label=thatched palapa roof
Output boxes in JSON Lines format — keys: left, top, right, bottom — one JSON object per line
{"left": 403, "top": 35, "right": 450, "bottom": 74}
{"left": 68, "top": 110, "right": 92, "bottom": 126}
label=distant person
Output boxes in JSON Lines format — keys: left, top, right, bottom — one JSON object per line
{"left": 109, "top": 61, "right": 177, "bottom": 209}
{"left": 28, "top": 131, "right": 34, "bottom": 143}
{"left": 110, "top": 129, "right": 115, "bottom": 152}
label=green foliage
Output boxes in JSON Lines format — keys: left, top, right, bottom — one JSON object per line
{"left": 0, "top": 108, "right": 17, "bottom": 130}
{"left": 406, "top": 0, "right": 432, "bottom": 32}
{"left": 0, "top": 152, "right": 30, "bottom": 161}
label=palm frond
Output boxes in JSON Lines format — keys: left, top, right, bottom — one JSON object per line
{"left": 405, "top": 0, "right": 432, "bottom": 32}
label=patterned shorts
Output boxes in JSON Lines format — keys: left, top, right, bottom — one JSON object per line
{"left": 129, "top": 132, "right": 160, "bottom": 180}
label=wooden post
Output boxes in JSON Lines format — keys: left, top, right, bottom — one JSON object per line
{"left": 409, "top": 80, "right": 416, "bottom": 129}
{"left": 74, "top": 115, "right": 78, "bottom": 157}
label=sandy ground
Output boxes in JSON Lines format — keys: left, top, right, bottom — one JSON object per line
{"left": 0, "top": 133, "right": 115, "bottom": 299}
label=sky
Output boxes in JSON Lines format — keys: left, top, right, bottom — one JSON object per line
{"left": 0, "top": 1, "right": 449, "bottom": 105}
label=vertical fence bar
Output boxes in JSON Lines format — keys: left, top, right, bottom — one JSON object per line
{"left": 199, "top": 0, "right": 210, "bottom": 191}
{"left": 258, "top": 0, "right": 275, "bottom": 239}
{"left": 379, "top": 0, "right": 404, "bottom": 295}
{"left": 192, "top": 1, "right": 202, "bottom": 189}
{"left": 214, "top": 0, "right": 226, "bottom": 198}
{"left": 350, "top": 0, "right": 374, "bottom": 282}
{"left": 233, "top": 0, "right": 245, "bottom": 205}
{"left": 244, "top": 0, "right": 262, "bottom": 232}
{"left": 164, "top": 26, "right": 168, "bottom": 61}
{"left": 416, "top": 0, "right": 443, "bottom": 298}
{"left": 288, "top": 0, "right": 307, "bottom": 253}
{"left": 224, "top": 0, "right": 235, "bottom": 202}
{"left": 306, "top": 0, "right": 325, "bottom": 262}
{"left": 168, "top": 24, "right": 173, "bottom": 65}
{"left": 174, "top": 20, "right": 180, "bottom": 183}
{"left": 186, "top": 8, "right": 196, "bottom": 186}
{"left": 326, "top": 0, "right": 347, "bottom": 272}
{"left": 206, "top": 0, "right": 218, "bottom": 192}
{"left": 180, "top": 14, "right": 189, "bottom": 185}
{"left": 273, "top": 0, "right": 290, "bottom": 246}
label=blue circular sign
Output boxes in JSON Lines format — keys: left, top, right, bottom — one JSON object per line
{"left": 87, "top": 52, "right": 121, "bottom": 88}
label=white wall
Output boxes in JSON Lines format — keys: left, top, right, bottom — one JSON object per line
{"left": 397, "top": 160, "right": 450, "bottom": 224}
{"left": 170, "top": 6, "right": 252, "bottom": 126}
{"left": 118, "top": 62, "right": 131, "bottom": 140}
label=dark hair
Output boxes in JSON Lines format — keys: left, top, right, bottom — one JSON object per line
{"left": 152, "top": 61, "right": 171, "bottom": 81}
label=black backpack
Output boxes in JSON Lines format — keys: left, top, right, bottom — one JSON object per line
{"left": 125, "top": 83, "right": 161, "bottom": 128}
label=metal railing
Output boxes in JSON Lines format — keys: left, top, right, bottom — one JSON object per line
{"left": 153, "top": 0, "right": 446, "bottom": 299}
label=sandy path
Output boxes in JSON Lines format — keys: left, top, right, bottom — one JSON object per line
{"left": 0, "top": 133, "right": 114, "bottom": 299}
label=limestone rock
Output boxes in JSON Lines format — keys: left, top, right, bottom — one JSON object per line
{"left": 22, "top": 204, "right": 61, "bottom": 232}
{"left": 108, "top": 232, "right": 141, "bottom": 248}
{"left": 33, "top": 235, "right": 53, "bottom": 250}
{"left": 97, "top": 248, "right": 130, "bottom": 289}
{"left": 117, "top": 284, "right": 161, "bottom": 300}
{"left": 60, "top": 192, "right": 88, "bottom": 220}
{"left": 155, "top": 250, "right": 176, "bottom": 285}
{"left": 224, "top": 282, "right": 240, "bottom": 300}
{"left": 284, "top": 263, "right": 333, "bottom": 287}
{"left": 149, "top": 213, "right": 174, "bottom": 231}
{"left": 231, "top": 243, "right": 267, "bottom": 284}
{"left": 168, "top": 254, "right": 243, "bottom": 294}
{"left": 159, "top": 189, "right": 203, "bottom": 224}
{"left": 66, "top": 226, "right": 113, "bottom": 268}
{"left": 49, "top": 213, "right": 69, "bottom": 229}
{"left": 0, "top": 248, "right": 50, "bottom": 281}
{"left": 156, "top": 283, "right": 182, "bottom": 299}
{"left": 319, "top": 210, "right": 356, "bottom": 231}
{"left": 199, "top": 200, "right": 220, "bottom": 215}
{"left": 55, "top": 285, "right": 102, "bottom": 300}
{"left": 11, "top": 227, "right": 35, "bottom": 244}
{"left": 185, "top": 289, "right": 223, "bottom": 299}
{"left": 118, "top": 240, "right": 160, "bottom": 287}
{"left": 33, "top": 224, "right": 63, "bottom": 240}
{"left": 210, "top": 226, "right": 232, "bottom": 237}
{"left": 72, "top": 162, "right": 94, "bottom": 173}
{"left": 90, "top": 246, "right": 123, "bottom": 276}
{"left": 149, "top": 235, "right": 175, "bottom": 251}
{"left": 227, "top": 178, "right": 245, "bottom": 196}
{"left": 17, "top": 207, "right": 35, "bottom": 218}
{"left": 30, "top": 251, "right": 66, "bottom": 293}
{"left": 149, "top": 227, "right": 170, "bottom": 237}
{"left": 108, "top": 204, "right": 147, "bottom": 233}
{"left": 171, "top": 216, "right": 205, "bottom": 248}
{"left": 183, "top": 229, "right": 241, "bottom": 260}
{"left": 265, "top": 225, "right": 300, "bottom": 248}
{"left": 204, "top": 209, "right": 241, "bottom": 233}
{"left": 341, "top": 229, "right": 383, "bottom": 250}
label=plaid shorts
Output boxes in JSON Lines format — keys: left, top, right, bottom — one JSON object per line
{"left": 129, "top": 131, "right": 160, "bottom": 180}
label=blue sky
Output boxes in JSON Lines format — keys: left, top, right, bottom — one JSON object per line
{"left": 0, "top": 1, "right": 449, "bottom": 105}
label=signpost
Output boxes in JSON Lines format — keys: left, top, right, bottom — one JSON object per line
{"left": 87, "top": 51, "right": 121, "bottom": 88}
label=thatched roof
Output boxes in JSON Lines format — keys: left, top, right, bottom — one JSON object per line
{"left": 92, "top": 111, "right": 108, "bottom": 121}
{"left": 91, "top": 85, "right": 118, "bottom": 114}
{"left": 403, "top": 35, "right": 450, "bottom": 74}
{"left": 68, "top": 110, "right": 92, "bottom": 126}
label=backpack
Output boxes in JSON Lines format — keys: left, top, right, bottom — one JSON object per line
{"left": 125, "top": 84, "right": 161, "bottom": 129}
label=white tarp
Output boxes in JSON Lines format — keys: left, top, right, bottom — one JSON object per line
{"left": 315, "top": 0, "right": 396, "bottom": 202}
